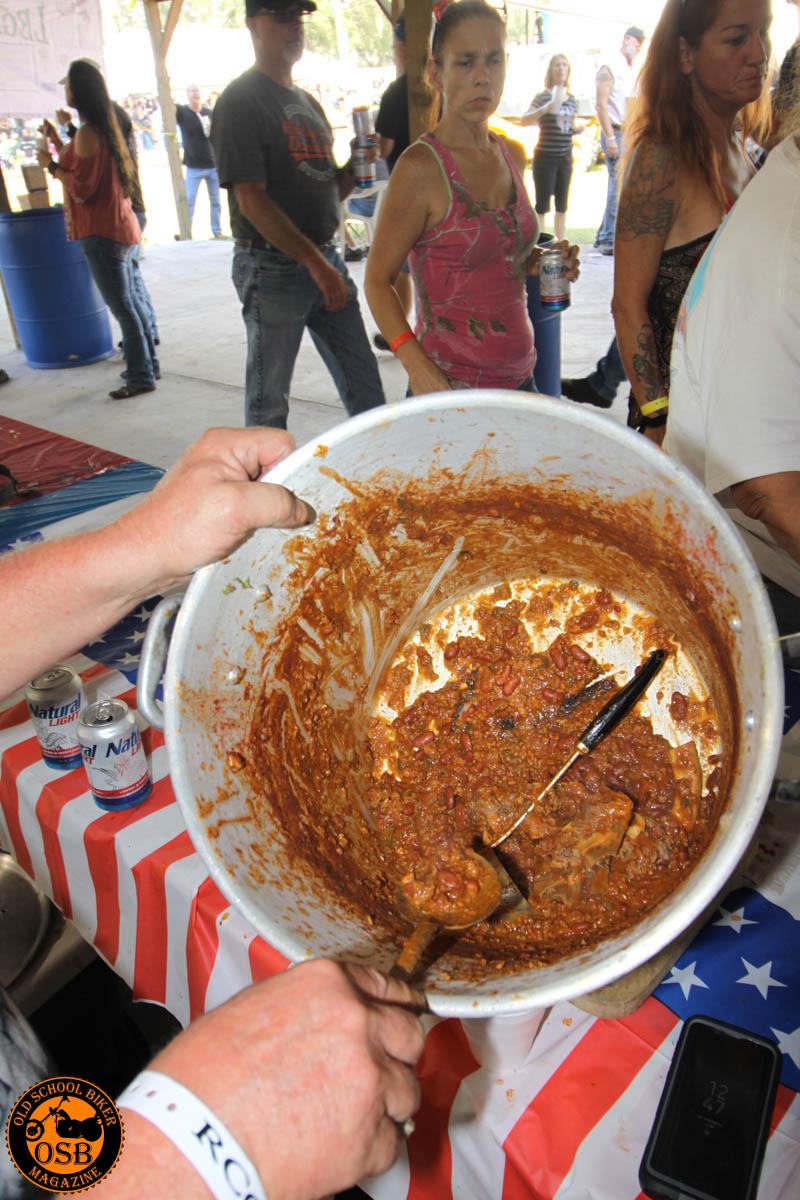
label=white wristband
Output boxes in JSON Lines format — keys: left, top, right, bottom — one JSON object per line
{"left": 117, "top": 1069, "right": 268, "bottom": 1200}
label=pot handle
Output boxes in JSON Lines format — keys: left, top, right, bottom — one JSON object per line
{"left": 136, "top": 594, "right": 185, "bottom": 731}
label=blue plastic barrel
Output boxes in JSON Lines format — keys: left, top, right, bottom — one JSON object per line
{"left": 526, "top": 273, "right": 562, "bottom": 398}
{"left": 0, "top": 206, "right": 113, "bottom": 369}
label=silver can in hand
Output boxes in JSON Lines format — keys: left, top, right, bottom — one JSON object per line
{"left": 539, "top": 247, "right": 571, "bottom": 312}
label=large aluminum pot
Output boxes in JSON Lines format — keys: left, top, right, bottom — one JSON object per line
{"left": 138, "top": 393, "right": 783, "bottom": 1017}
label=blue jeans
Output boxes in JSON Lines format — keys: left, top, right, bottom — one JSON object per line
{"left": 186, "top": 166, "right": 221, "bottom": 236}
{"left": 128, "top": 212, "right": 158, "bottom": 341}
{"left": 586, "top": 336, "right": 627, "bottom": 401}
{"left": 595, "top": 130, "right": 623, "bottom": 249}
{"left": 231, "top": 243, "right": 386, "bottom": 428}
{"left": 80, "top": 236, "right": 158, "bottom": 388}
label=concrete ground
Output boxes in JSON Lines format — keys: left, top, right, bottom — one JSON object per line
{"left": 0, "top": 239, "right": 624, "bottom": 469}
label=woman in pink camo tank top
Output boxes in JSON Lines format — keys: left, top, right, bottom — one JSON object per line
{"left": 365, "top": 0, "right": 579, "bottom": 395}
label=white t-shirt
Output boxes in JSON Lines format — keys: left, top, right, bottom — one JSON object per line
{"left": 666, "top": 134, "right": 800, "bottom": 596}
{"left": 599, "top": 50, "right": 635, "bottom": 128}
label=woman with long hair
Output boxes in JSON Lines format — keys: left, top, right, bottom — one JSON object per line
{"left": 612, "top": 0, "right": 771, "bottom": 441}
{"left": 38, "top": 60, "right": 159, "bottom": 399}
{"left": 365, "top": 0, "right": 578, "bottom": 396}
{"left": 518, "top": 53, "right": 585, "bottom": 241}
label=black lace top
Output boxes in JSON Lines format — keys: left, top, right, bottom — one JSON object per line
{"left": 649, "top": 230, "right": 716, "bottom": 385}
{"left": 627, "top": 229, "right": 716, "bottom": 428}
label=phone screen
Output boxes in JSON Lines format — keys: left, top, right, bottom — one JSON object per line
{"left": 648, "top": 1019, "right": 778, "bottom": 1200}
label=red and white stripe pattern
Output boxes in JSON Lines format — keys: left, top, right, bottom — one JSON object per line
{"left": 1, "top": 658, "right": 798, "bottom": 1198}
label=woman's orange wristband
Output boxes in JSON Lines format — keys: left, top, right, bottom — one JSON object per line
{"left": 389, "top": 330, "right": 416, "bottom": 355}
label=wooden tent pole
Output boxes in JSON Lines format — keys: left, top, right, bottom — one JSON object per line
{"left": 404, "top": 0, "right": 434, "bottom": 142}
{"left": 143, "top": 0, "right": 191, "bottom": 241}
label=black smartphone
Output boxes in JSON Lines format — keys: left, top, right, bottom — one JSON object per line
{"left": 639, "top": 1014, "right": 781, "bottom": 1200}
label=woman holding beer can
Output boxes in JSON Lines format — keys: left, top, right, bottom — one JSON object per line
{"left": 612, "top": 0, "right": 771, "bottom": 442}
{"left": 365, "top": 0, "right": 579, "bottom": 396}
{"left": 518, "top": 53, "right": 586, "bottom": 242}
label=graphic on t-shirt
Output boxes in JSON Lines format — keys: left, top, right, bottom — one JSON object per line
{"left": 282, "top": 101, "right": 335, "bottom": 182}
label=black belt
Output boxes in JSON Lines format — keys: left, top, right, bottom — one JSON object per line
{"left": 235, "top": 236, "right": 335, "bottom": 252}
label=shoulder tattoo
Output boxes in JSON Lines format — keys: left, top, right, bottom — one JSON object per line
{"left": 616, "top": 143, "right": 677, "bottom": 241}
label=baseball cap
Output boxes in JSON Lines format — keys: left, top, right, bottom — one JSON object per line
{"left": 58, "top": 56, "right": 101, "bottom": 84}
{"left": 625, "top": 25, "right": 646, "bottom": 42}
{"left": 245, "top": 0, "right": 317, "bottom": 16}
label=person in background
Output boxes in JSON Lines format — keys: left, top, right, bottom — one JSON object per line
{"left": 55, "top": 80, "right": 160, "bottom": 350}
{"left": 175, "top": 85, "right": 223, "bottom": 239}
{"left": 366, "top": 1, "right": 578, "bottom": 396}
{"left": 372, "top": 14, "right": 414, "bottom": 350}
{"left": 0, "top": 427, "right": 425, "bottom": 1200}
{"left": 594, "top": 25, "right": 645, "bottom": 255}
{"left": 612, "top": 0, "right": 771, "bottom": 443}
{"left": 518, "top": 53, "right": 586, "bottom": 242}
{"left": 38, "top": 60, "right": 158, "bottom": 400}
{"left": 210, "top": 0, "right": 385, "bottom": 429}
{"left": 666, "top": 93, "right": 800, "bottom": 605}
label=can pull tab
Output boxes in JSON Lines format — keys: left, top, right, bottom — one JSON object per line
{"left": 96, "top": 700, "right": 114, "bottom": 724}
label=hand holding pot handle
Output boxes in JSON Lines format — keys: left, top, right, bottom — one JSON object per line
{"left": 113, "top": 960, "right": 426, "bottom": 1200}
{"left": 116, "top": 427, "right": 316, "bottom": 595}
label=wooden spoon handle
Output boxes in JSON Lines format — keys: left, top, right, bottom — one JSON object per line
{"left": 391, "top": 919, "right": 440, "bottom": 983}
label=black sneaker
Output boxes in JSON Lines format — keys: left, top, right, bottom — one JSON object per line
{"left": 373, "top": 333, "right": 391, "bottom": 351}
{"left": 344, "top": 246, "right": 365, "bottom": 262}
{"left": 561, "top": 377, "right": 613, "bottom": 409}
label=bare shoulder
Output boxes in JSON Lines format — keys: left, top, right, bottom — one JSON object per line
{"left": 74, "top": 124, "right": 100, "bottom": 158}
{"left": 393, "top": 140, "right": 443, "bottom": 185}
{"left": 617, "top": 139, "right": 680, "bottom": 241}
{"left": 495, "top": 132, "right": 527, "bottom": 173}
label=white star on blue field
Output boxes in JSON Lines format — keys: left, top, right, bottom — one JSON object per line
{"left": 657, "top": 887, "right": 800, "bottom": 1090}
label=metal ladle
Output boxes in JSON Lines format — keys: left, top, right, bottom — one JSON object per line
{"left": 391, "top": 649, "right": 668, "bottom": 981}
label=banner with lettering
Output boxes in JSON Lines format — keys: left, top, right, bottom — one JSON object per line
{"left": 0, "top": 0, "right": 104, "bottom": 118}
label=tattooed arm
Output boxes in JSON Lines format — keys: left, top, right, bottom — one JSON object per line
{"left": 611, "top": 140, "right": 679, "bottom": 442}
{"left": 595, "top": 66, "right": 617, "bottom": 154}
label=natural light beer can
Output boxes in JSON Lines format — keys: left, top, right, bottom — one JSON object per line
{"left": 539, "top": 247, "right": 571, "bottom": 312}
{"left": 26, "top": 666, "right": 85, "bottom": 770}
{"left": 78, "top": 698, "right": 152, "bottom": 811}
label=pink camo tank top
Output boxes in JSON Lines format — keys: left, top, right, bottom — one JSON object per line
{"left": 409, "top": 132, "right": 538, "bottom": 389}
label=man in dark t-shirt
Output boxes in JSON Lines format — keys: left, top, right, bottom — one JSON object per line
{"left": 210, "top": 0, "right": 384, "bottom": 429}
{"left": 176, "top": 86, "right": 222, "bottom": 238}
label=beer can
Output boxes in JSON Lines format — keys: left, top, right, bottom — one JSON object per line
{"left": 352, "top": 105, "right": 374, "bottom": 147}
{"left": 26, "top": 666, "right": 85, "bottom": 770}
{"left": 539, "top": 247, "right": 571, "bottom": 312}
{"left": 352, "top": 144, "right": 376, "bottom": 190}
{"left": 78, "top": 698, "right": 152, "bottom": 811}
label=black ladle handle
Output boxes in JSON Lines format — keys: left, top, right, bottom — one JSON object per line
{"left": 578, "top": 649, "right": 667, "bottom": 752}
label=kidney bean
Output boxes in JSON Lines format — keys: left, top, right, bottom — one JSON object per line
{"left": 479, "top": 672, "right": 492, "bottom": 694}
{"left": 570, "top": 643, "right": 591, "bottom": 663}
{"left": 550, "top": 643, "right": 567, "bottom": 671}
{"left": 496, "top": 663, "right": 511, "bottom": 686}
{"left": 542, "top": 686, "right": 562, "bottom": 703}
{"left": 502, "top": 674, "right": 520, "bottom": 696}
{"left": 412, "top": 729, "right": 435, "bottom": 751}
{"left": 460, "top": 732, "right": 474, "bottom": 762}
{"left": 443, "top": 786, "right": 455, "bottom": 808}
{"left": 444, "top": 642, "right": 460, "bottom": 662}
{"left": 437, "top": 869, "right": 465, "bottom": 897}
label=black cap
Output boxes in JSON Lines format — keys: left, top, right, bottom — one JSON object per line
{"left": 245, "top": 0, "right": 316, "bottom": 17}
{"left": 625, "top": 25, "right": 646, "bottom": 42}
